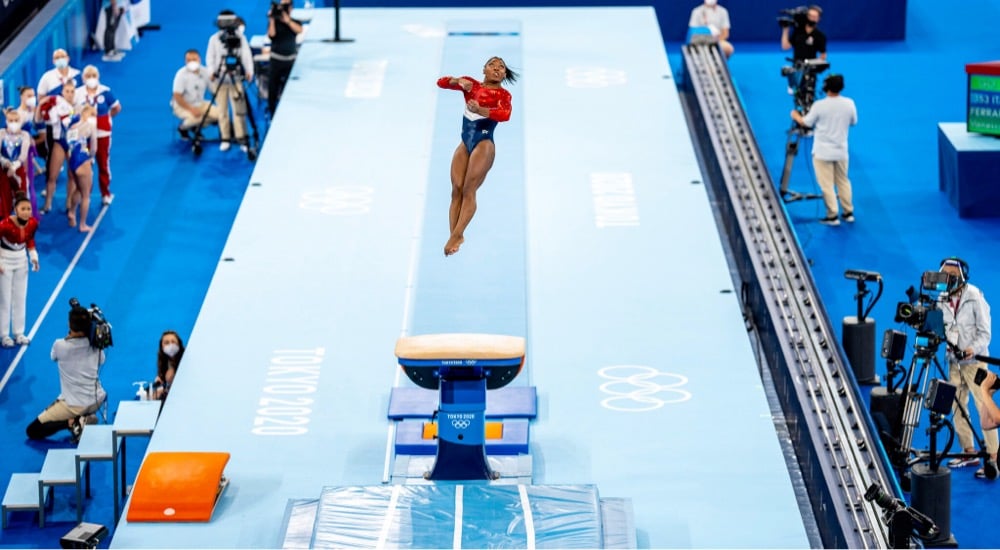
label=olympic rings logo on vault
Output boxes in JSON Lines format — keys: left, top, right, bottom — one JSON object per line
{"left": 597, "top": 365, "right": 691, "bottom": 412}
{"left": 565, "top": 66, "right": 628, "bottom": 88}
{"left": 451, "top": 419, "right": 471, "bottom": 430}
{"left": 298, "top": 186, "right": 374, "bottom": 216}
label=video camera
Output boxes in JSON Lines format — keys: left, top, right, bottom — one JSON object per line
{"left": 975, "top": 367, "right": 1000, "bottom": 391}
{"left": 864, "top": 483, "right": 940, "bottom": 545}
{"left": 269, "top": 1, "right": 290, "bottom": 17}
{"left": 777, "top": 6, "right": 811, "bottom": 29}
{"left": 69, "top": 297, "right": 113, "bottom": 350}
{"left": 215, "top": 12, "right": 245, "bottom": 72}
{"left": 892, "top": 271, "right": 955, "bottom": 356}
{"left": 782, "top": 58, "right": 829, "bottom": 114}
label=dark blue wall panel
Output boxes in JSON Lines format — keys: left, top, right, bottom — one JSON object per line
{"left": 334, "top": 0, "right": 907, "bottom": 42}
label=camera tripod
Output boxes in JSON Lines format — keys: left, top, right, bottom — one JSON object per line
{"left": 191, "top": 54, "right": 261, "bottom": 160}
{"left": 778, "top": 62, "right": 825, "bottom": 203}
{"left": 893, "top": 344, "right": 987, "bottom": 478}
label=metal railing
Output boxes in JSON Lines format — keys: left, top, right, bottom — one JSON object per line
{"left": 680, "top": 42, "right": 899, "bottom": 549}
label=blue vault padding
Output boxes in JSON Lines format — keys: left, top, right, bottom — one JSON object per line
{"left": 394, "top": 419, "right": 530, "bottom": 455}
{"left": 387, "top": 386, "right": 537, "bottom": 420}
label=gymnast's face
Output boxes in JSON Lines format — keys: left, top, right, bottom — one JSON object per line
{"left": 483, "top": 58, "right": 507, "bottom": 83}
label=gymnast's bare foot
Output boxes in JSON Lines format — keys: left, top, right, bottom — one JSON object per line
{"left": 444, "top": 235, "right": 464, "bottom": 256}
{"left": 79, "top": 224, "right": 92, "bottom": 233}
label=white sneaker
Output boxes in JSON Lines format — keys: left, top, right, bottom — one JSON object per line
{"left": 101, "top": 51, "right": 125, "bottom": 62}
{"left": 14, "top": 335, "right": 30, "bottom": 345}
{"left": 219, "top": 142, "right": 232, "bottom": 152}
{"left": 1, "top": 337, "right": 13, "bottom": 348}
{"left": 102, "top": 194, "right": 115, "bottom": 206}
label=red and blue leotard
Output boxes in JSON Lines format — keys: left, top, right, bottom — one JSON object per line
{"left": 437, "top": 76, "right": 512, "bottom": 153}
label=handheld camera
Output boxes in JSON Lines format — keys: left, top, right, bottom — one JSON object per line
{"left": 69, "top": 297, "right": 113, "bottom": 350}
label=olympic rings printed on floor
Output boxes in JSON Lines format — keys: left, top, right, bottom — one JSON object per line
{"left": 298, "top": 186, "right": 374, "bottom": 216}
{"left": 565, "top": 66, "right": 628, "bottom": 88}
{"left": 597, "top": 365, "right": 692, "bottom": 412}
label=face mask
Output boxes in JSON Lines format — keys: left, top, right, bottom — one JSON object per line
{"left": 54, "top": 58, "right": 69, "bottom": 69}
{"left": 85, "top": 77, "right": 99, "bottom": 89}
{"left": 186, "top": 61, "right": 200, "bottom": 72}
{"left": 705, "top": 0, "right": 717, "bottom": 5}
{"left": 163, "top": 343, "right": 180, "bottom": 357}
{"left": 25, "top": 97, "right": 37, "bottom": 108}
{"left": 6, "top": 122, "right": 21, "bottom": 133}
{"left": 237, "top": 25, "right": 246, "bottom": 35}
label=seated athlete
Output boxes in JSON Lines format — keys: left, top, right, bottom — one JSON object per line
{"left": 437, "top": 56, "right": 518, "bottom": 256}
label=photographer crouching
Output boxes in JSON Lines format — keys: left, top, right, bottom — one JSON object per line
{"left": 938, "top": 257, "right": 997, "bottom": 478}
{"left": 25, "top": 302, "right": 108, "bottom": 442}
{"left": 266, "top": 0, "right": 303, "bottom": 116}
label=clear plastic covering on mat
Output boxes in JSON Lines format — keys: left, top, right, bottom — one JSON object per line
{"left": 308, "top": 484, "right": 608, "bottom": 549}
{"left": 280, "top": 499, "right": 319, "bottom": 549}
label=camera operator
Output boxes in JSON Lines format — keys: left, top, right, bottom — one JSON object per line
{"left": 25, "top": 305, "right": 106, "bottom": 442}
{"left": 205, "top": 10, "right": 254, "bottom": 153}
{"left": 688, "top": 0, "right": 733, "bottom": 59}
{"left": 938, "top": 257, "right": 997, "bottom": 477}
{"left": 789, "top": 73, "right": 856, "bottom": 225}
{"left": 780, "top": 5, "right": 826, "bottom": 93}
{"left": 266, "top": 0, "right": 304, "bottom": 115}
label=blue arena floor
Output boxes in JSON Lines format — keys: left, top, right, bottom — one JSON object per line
{"left": 6, "top": 1, "right": 995, "bottom": 548}
{"left": 106, "top": 7, "right": 809, "bottom": 549}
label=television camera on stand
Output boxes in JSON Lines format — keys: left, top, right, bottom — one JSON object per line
{"left": 871, "top": 269, "right": 1000, "bottom": 548}
{"left": 778, "top": 57, "right": 830, "bottom": 203}
{"left": 191, "top": 12, "right": 261, "bottom": 160}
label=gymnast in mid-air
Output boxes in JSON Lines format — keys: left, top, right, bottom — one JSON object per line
{"left": 436, "top": 56, "right": 517, "bottom": 256}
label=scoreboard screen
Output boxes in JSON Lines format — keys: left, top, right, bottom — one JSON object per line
{"left": 967, "top": 68, "right": 1000, "bottom": 137}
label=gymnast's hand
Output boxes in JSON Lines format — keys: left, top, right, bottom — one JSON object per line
{"left": 457, "top": 78, "right": 473, "bottom": 92}
{"left": 467, "top": 99, "right": 484, "bottom": 116}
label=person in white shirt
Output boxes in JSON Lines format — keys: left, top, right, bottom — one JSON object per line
{"left": 172, "top": 49, "right": 220, "bottom": 139}
{"left": 36, "top": 49, "right": 81, "bottom": 168}
{"left": 688, "top": 0, "right": 734, "bottom": 58}
{"left": 25, "top": 304, "right": 106, "bottom": 441}
{"left": 791, "top": 74, "right": 857, "bottom": 225}
{"left": 205, "top": 11, "right": 254, "bottom": 153}
{"left": 36, "top": 49, "right": 81, "bottom": 100}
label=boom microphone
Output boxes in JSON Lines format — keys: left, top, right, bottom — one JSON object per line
{"left": 975, "top": 354, "right": 1000, "bottom": 367}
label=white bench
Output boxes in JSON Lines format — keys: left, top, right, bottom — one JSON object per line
{"left": 113, "top": 400, "right": 161, "bottom": 519}
{"left": 75, "top": 424, "right": 119, "bottom": 522}
{"left": 2, "top": 473, "right": 45, "bottom": 528}
{"left": 38, "top": 448, "right": 80, "bottom": 527}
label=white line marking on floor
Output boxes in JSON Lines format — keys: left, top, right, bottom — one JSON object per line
{"left": 0, "top": 205, "right": 110, "bottom": 395}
